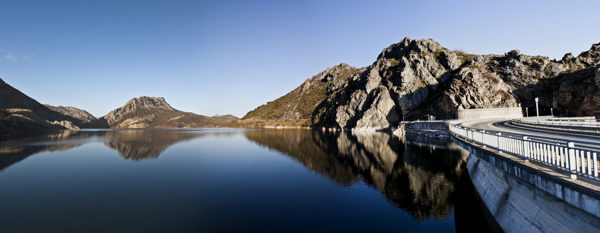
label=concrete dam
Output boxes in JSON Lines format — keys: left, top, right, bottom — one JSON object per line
{"left": 405, "top": 117, "right": 600, "bottom": 232}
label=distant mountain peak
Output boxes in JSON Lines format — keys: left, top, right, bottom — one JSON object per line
{"left": 123, "top": 96, "right": 174, "bottom": 111}
{"left": 101, "top": 96, "right": 175, "bottom": 126}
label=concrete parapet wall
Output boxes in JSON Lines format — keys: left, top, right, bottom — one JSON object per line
{"left": 403, "top": 121, "right": 449, "bottom": 138}
{"left": 404, "top": 121, "right": 448, "bottom": 130}
{"left": 453, "top": 136, "right": 600, "bottom": 233}
{"left": 457, "top": 107, "right": 522, "bottom": 120}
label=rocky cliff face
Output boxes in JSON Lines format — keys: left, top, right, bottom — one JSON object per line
{"left": 247, "top": 37, "right": 600, "bottom": 130}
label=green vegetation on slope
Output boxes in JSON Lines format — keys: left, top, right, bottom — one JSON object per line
{"left": 243, "top": 64, "right": 359, "bottom": 122}
{"left": 243, "top": 87, "right": 302, "bottom": 120}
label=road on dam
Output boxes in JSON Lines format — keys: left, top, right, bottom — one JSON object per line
{"left": 462, "top": 120, "right": 600, "bottom": 145}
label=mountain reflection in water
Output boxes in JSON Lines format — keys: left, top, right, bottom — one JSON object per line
{"left": 0, "top": 129, "right": 206, "bottom": 170}
{"left": 244, "top": 129, "right": 468, "bottom": 220}
{"left": 0, "top": 128, "right": 495, "bottom": 232}
{"left": 102, "top": 129, "right": 202, "bottom": 160}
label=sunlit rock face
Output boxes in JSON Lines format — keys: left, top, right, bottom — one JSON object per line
{"left": 244, "top": 129, "right": 468, "bottom": 220}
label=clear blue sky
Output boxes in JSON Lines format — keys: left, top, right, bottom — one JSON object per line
{"left": 1, "top": 0, "right": 599, "bottom": 118}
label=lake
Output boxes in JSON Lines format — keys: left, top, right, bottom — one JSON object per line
{"left": 0, "top": 128, "right": 496, "bottom": 232}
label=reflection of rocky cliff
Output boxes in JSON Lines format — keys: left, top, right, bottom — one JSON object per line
{"left": 245, "top": 129, "right": 359, "bottom": 185}
{"left": 244, "top": 129, "right": 467, "bottom": 220}
{"left": 103, "top": 129, "right": 203, "bottom": 161}
{"left": 0, "top": 131, "right": 91, "bottom": 172}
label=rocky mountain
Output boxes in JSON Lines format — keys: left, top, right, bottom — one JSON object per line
{"left": 245, "top": 37, "right": 600, "bottom": 130}
{"left": 210, "top": 114, "right": 239, "bottom": 122}
{"left": 0, "top": 78, "right": 89, "bottom": 133}
{"left": 95, "top": 96, "right": 238, "bottom": 128}
{"left": 0, "top": 78, "right": 238, "bottom": 133}
{"left": 244, "top": 63, "right": 360, "bottom": 125}
{"left": 44, "top": 104, "right": 97, "bottom": 124}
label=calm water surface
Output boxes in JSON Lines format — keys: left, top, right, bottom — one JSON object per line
{"left": 0, "top": 128, "right": 494, "bottom": 232}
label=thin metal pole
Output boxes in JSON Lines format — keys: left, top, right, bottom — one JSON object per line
{"left": 535, "top": 97, "right": 540, "bottom": 122}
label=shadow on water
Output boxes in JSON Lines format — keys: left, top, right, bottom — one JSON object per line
{"left": 244, "top": 129, "right": 497, "bottom": 232}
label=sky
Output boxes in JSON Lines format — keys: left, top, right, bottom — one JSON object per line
{"left": 1, "top": 0, "right": 599, "bottom": 118}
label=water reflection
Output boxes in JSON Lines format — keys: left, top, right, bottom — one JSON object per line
{"left": 0, "top": 129, "right": 207, "bottom": 170}
{"left": 0, "top": 130, "right": 91, "bottom": 172}
{"left": 244, "top": 129, "right": 468, "bottom": 220}
{"left": 102, "top": 129, "right": 202, "bottom": 160}
{"left": 0, "top": 128, "right": 496, "bottom": 232}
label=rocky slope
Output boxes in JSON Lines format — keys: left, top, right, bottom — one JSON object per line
{"left": 96, "top": 96, "right": 238, "bottom": 128}
{"left": 244, "top": 63, "right": 361, "bottom": 125}
{"left": 245, "top": 37, "right": 600, "bottom": 130}
{"left": 0, "top": 78, "right": 89, "bottom": 133}
{"left": 44, "top": 104, "right": 97, "bottom": 124}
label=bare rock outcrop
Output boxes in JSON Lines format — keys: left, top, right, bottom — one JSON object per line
{"left": 354, "top": 87, "right": 400, "bottom": 129}
{"left": 430, "top": 67, "right": 519, "bottom": 119}
{"left": 116, "top": 114, "right": 156, "bottom": 129}
{"left": 44, "top": 105, "right": 97, "bottom": 124}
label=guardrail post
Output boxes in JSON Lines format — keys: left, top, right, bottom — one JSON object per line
{"left": 522, "top": 136, "right": 529, "bottom": 160}
{"left": 482, "top": 130, "right": 486, "bottom": 147}
{"left": 568, "top": 142, "right": 577, "bottom": 180}
{"left": 470, "top": 129, "right": 473, "bottom": 142}
{"left": 497, "top": 133, "right": 502, "bottom": 153}
{"left": 594, "top": 152, "right": 598, "bottom": 179}
{"left": 587, "top": 151, "right": 592, "bottom": 176}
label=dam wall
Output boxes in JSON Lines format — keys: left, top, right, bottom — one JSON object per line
{"left": 452, "top": 136, "right": 600, "bottom": 232}
{"left": 456, "top": 107, "right": 522, "bottom": 120}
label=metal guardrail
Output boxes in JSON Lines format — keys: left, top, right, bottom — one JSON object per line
{"left": 400, "top": 120, "right": 448, "bottom": 124}
{"left": 518, "top": 116, "right": 600, "bottom": 127}
{"left": 548, "top": 116, "right": 596, "bottom": 121}
{"left": 514, "top": 117, "right": 600, "bottom": 134}
{"left": 449, "top": 122, "right": 600, "bottom": 180}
